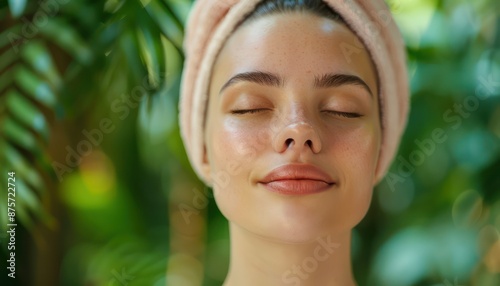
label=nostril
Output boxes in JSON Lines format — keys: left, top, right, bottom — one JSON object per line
{"left": 273, "top": 123, "right": 322, "bottom": 153}
{"left": 305, "top": 140, "right": 313, "bottom": 148}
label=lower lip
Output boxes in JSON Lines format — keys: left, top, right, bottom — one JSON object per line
{"left": 260, "top": 180, "right": 333, "bottom": 195}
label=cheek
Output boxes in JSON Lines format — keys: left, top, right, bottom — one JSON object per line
{"left": 206, "top": 118, "right": 269, "bottom": 221}
{"left": 340, "top": 124, "right": 380, "bottom": 170}
{"left": 209, "top": 118, "right": 272, "bottom": 165}
{"left": 206, "top": 116, "right": 271, "bottom": 192}
{"left": 328, "top": 113, "right": 381, "bottom": 171}
{"left": 334, "top": 122, "right": 380, "bottom": 204}
{"left": 317, "top": 123, "right": 380, "bottom": 229}
{"left": 325, "top": 120, "right": 380, "bottom": 184}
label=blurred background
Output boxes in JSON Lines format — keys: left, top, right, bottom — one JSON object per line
{"left": 0, "top": 0, "right": 499, "bottom": 285}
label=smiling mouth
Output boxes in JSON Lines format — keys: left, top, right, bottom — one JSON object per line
{"left": 259, "top": 164, "right": 336, "bottom": 195}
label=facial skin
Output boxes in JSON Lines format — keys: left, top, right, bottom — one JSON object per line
{"left": 203, "top": 12, "right": 380, "bottom": 244}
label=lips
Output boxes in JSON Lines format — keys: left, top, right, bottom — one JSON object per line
{"left": 259, "top": 164, "right": 335, "bottom": 195}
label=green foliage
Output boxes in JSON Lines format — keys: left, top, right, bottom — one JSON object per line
{"left": 0, "top": 0, "right": 188, "bottom": 284}
{"left": 0, "top": 3, "right": 58, "bottom": 233}
{"left": 0, "top": 0, "right": 186, "bottom": 229}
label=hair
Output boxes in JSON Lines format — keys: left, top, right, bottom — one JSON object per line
{"left": 241, "top": 0, "right": 345, "bottom": 26}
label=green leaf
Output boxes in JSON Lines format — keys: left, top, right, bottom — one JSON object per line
{"left": 15, "top": 178, "right": 53, "bottom": 231}
{"left": 6, "top": 89, "right": 50, "bottom": 141}
{"left": 21, "top": 41, "right": 62, "bottom": 88}
{"left": 0, "top": 46, "right": 18, "bottom": 72}
{"left": 121, "top": 29, "right": 148, "bottom": 82}
{"left": 143, "top": 0, "right": 184, "bottom": 51}
{"left": 15, "top": 66, "right": 56, "bottom": 107}
{"left": 2, "top": 117, "right": 38, "bottom": 152}
{"left": 14, "top": 179, "right": 37, "bottom": 230}
{"left": 0, "top": 24, "right": 22, "bottom": 50}
{"left": 0, "top": 64, "right": 14, "bottom": 92}
{"left": 136, "top": 25, "right": 165, "bottom": 89}
{"left": 8, "top": 0, "right": 27, "bottom": 18}
{"left": 39, "top": 19, "right": 93, "bottom": 64}
{"left": 16, "top": 178, "right": 39, "bottom": 213}
{"left": 4, "top": 144, "right": 44, "bottom": 195}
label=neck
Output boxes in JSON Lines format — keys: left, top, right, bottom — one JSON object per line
{"left": 223, "top": 224, "right": 356, "bottom": 286}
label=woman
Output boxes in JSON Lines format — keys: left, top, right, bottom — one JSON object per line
{"left": 179, "top": 0, "right": 409, "bottom": 285}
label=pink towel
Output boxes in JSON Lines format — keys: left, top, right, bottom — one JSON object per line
{"left": 179, "top": 0, "right": 409, "bottom": 185}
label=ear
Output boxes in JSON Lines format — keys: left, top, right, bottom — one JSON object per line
{"left": 200, "top": 145, "right": 213, "bottom": 185}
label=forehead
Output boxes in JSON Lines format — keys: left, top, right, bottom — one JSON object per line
{"left": 212, "top": 12, "right": 377, "bottom": 90}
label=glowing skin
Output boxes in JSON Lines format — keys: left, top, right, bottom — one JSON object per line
{"left": 202, "top": 13, "right": 380, "bottom": 286}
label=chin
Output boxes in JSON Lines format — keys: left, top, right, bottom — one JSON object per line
{"left": 215, "top": 181, "right": 373, "bottom": 244}
{"left": 278, "top": 217, "right": 359, "bottom": 243}
{"left": 237, "top": 205, "right": 365, "bottom": 244}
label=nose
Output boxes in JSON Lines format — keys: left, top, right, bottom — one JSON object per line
{"left": 272, "top": 121, "right": 322, "bottom": 154}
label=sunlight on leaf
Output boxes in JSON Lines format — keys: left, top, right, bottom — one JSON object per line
{"left": 40, "top": 19, "right": 93, "bottom": 64}
{"left": 4, "top": 144, "right": 44, "bottom": 194}
{"left": 2, "top": 117, "right": 38, "bottom": 152}
{"left": 21, "top": 41, "right": 62, "bottom": 88}
{"left": 136, "top": 24, "right": 164, "bottom": 90}
{"left": 144, "top": 0, "right": 184, "bottom": 50}
{"left": 8, "top": 0, "right": 27, "bottom": 18}
{"left": 6, "top": 90, "right": 50, "bottom": 141}
{"left": 15, "top": 66, "right": 56, "bottom": 107}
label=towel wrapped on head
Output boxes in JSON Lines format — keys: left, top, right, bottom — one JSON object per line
{"left": 179, "top": 0, "right": 409, "bottom": 185}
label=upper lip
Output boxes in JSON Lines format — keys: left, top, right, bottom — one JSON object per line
{"left": 259, "top": 164, "right": 335, "bottom": 184}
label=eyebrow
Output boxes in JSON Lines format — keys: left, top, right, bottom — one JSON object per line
{"left": 219, "top": 71, "right": 373, "bottom": 97}
{"left": 219, "top": 71, "right": 284, "bottom": 94}
{"left": 314, "top": 73, "right": 373, "bottom": 97}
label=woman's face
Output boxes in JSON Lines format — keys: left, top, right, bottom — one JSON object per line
{"left": 203, "top": 12, "right": 380, "bottom": 243}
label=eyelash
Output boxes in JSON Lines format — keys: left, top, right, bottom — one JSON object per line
{"left": 231, "top": 109, "right": 361, "bottom": 118}
{"left": 323, "top": 110, "right": 362, "bottom": 118}
{"left": 230, "top": 109, "right": 269, "bottom": 115}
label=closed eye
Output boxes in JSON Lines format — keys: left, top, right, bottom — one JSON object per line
{"left": 323, "top": 110, "right": 362, "bottom": 118}
{"left": 230, "top": 108, "right": 270, "bottom": 115}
